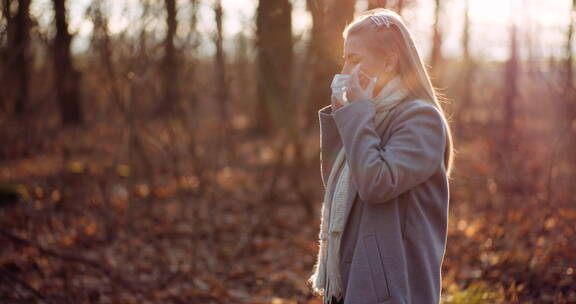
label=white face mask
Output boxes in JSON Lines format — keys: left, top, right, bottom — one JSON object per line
{"left": 330, "top": 66, "right": 379, "bottom": 105}
{"left": 330, "top": 74, "right": 351, "bottom": 104}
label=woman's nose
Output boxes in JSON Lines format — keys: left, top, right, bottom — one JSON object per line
{"left": 341, "top": 65, "right": 351, "bottom": 75}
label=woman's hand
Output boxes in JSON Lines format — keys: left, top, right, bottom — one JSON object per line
{"left": 346, "top": 64, "right": 377, "bottom": 103}
{"left": 332, "top": 95, "right": 344, "bottom": 111}
{"left": 330, "top": 73, "right": 349, "bottom": 111}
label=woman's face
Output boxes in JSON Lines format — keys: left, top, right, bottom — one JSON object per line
{"left": 342, "top": 33, "right": 397, "bottom": 95}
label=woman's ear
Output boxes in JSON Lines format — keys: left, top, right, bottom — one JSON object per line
{"left": 383, "top": 52, "right": 398, "bottom": 73}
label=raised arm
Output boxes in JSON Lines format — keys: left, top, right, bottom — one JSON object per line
{"left": 332, "top": 99, "right": 446, "bottom": 204}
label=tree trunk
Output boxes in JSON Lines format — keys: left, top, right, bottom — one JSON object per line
{"left": 502, "top": 24, "right": 518, "bottom": 146}
{"left": 564, "top": 0, "right": 576, "bottom": 168}
{"left": 368, "top": 0, "right": 406, "bottom": 14}
{"left": 396, "top": 0, "right": 404, "bottom": 13}
{"left": 214, "top": 0, "right": 228, "bottom": 122}
{"left": 368, "top": 0, "right": 387, "bottom": 9}
{"left": 255, "top": 0, "right": 293, "bottom": 134}
{"left": 1, "top": 0, "right": 14, "bottom": 113}
{"left": 1, "top": 0, "right": 30, "bottom": 115}
{"left": 161, "top": 0, "right": 178, "bottom": 114}
{"left": 52, "top": 0, "right": 83, "bottom": 125}
{"left": 304, "top": 0, "right": 355, "bottom": 129}
{"left": 565, "top": 0, "right": 575, "bottom": 93}
{"left": 429, "top": 0, "right": 443, "bottom": 70}
{"left": 456, "top": 0, "right": 474, "bottom": 131}
{"left": 13, "top": 0, "right": 29, "bottom": 115}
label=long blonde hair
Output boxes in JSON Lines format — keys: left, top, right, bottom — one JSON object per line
{"left": 342, "top": 8, "right": 455, "bottom": 178}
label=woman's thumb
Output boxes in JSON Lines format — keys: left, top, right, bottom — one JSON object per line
{"left": 367, "top": 77, "right": 377, "bottom": 96}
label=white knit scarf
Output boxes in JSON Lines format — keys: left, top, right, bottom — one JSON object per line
{"left": 308, "top": 75, "right": 409, "bottom": 302}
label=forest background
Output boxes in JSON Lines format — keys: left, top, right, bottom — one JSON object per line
{"left": 1, "top": 0, "right": 575, "bottom": 302}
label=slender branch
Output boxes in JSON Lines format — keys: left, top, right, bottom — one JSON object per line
{"left": 0, "top": 270, "right": 48, "bottom": 301}
{"left": 1, "top": 228, "right": 187, "bottom": 295}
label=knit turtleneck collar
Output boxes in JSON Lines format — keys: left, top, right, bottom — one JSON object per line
{"left": 371, "top": 75, "right": 409, "bottom": 123}
{"left": 373, "top": 75, "right": 408, "bottom": 104}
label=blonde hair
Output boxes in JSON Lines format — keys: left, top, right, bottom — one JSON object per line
{"left": 342, "top": 8, "right": 455, "bottom": 178}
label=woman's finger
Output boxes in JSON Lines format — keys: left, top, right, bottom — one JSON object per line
{"left": 349, "top": 65, "right": 361, "bottom": 89}
{"left": 331, "top": 74, "right": 350, "bottom": 88}
{"left": 366, "top": 76, "right": 376, "bottom": 98}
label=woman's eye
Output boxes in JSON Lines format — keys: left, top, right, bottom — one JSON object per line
{"left": 343, "top": 57, "right": 360, "bottom": 68}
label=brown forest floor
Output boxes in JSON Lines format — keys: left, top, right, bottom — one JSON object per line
{"left": 1, "top": 113, "right": 575, "bottom": 303}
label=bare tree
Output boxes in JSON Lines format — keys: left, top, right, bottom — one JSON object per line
{"left": 396, "top": 0, "right": 404, "bottom": 14}
{"left": 564, "top": 0, "right": 576, "bottom": 165}
{"left": 368, "top": 0, "right": 387, "bottom": 9}
{"left": 1, "top": 0, "right": 30, "bottom": 115}
{"left": 368, "top": 0, "right": 408, "bottom": 14}
{"left": 88, "top": 1, "right": 123, "bottom": 117}
{"left": 456, "top": 0, "right": 475, "bottom": 130}
{"left": 565, "top": 0, "right": 575, "bottom": 93}
{"left": 52, "top": 0, "right": 83, "bottom": 125}
{"left": 305, "top": 0, "right": 355, "bottom": 128}
{"left": 159, "top": 0, "right": 178, "bottom": 115}
{"left": 255, "top": 0, "right": 293, "bottom": 134}
{"left": 188, "top": 0, "right": 200, "bottom": 100}
{"left": 233, "top": 31, "right": 250, "bottom": 108}
{"left": 213, "top": 0, "right": 228, "bottom": 122}
{"left": 1, "top": 0, "right": 13, "bottom": 112}
{"left": 502, "top": 24, "right": 518, "bottom": 145}
{"left": 429, "top": 0, "right": 443, "bottom": 69}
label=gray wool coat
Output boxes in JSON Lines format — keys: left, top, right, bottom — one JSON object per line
{"left": 318, "top": 98, "right": 449, "bottom": 304}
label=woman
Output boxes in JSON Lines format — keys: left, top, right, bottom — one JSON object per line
{"left": 308, "top": 9, "right": 455, "bottom": 304}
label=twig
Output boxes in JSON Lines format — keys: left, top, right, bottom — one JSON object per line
{"left": 231, "top": 133, "right": 292, "bottom": 257}
{"left": 0, "top": 230, "right": 112, "bottom": 274}
{"left": 543, "top": 122, "right": 569, "bottom": 206}
{"left": 1, "top": 228, "right": 188, "bottom": 294}
{"left": 0, "top": 270, "right": 49, "bottom": 302}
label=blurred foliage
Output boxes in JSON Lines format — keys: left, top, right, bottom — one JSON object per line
{"left": 1, "top": 0, "right": 576, "bottom": 303}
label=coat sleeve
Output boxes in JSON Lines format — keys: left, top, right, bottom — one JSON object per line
{"left": 318, "top": 104, "right": 343, "bottom": 190}
{"left": 332, "top": 98, "right": 446, "bottom": 204}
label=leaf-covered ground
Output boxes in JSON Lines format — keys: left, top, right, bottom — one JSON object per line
{"left": 1, "top": 115, "right": 575, "bottom": 303}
